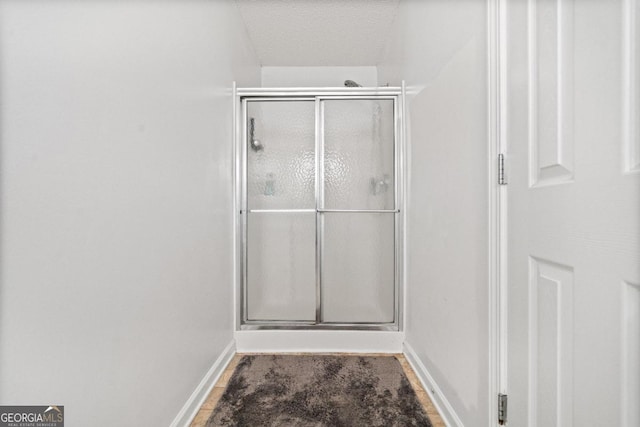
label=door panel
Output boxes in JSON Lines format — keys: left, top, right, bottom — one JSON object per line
{"left": 622, "top": 281, "right": 640, "bottom": 427}
{"left": 246, "top": 212, "right": 316, "bottom": 321}
{"left": 505, "top": 1, "right": 640, "bottom": 426}
{"left": 529, "top": 0, "right": 574, "bottom": 187}
{"left": 319, "top": 98, "right": 397, "bottom": 325}
{"left": 247, "top": 101, "right": 315, "bottom": 210}
{"left": 320, "top": 213, "right": 395, "bottom": 323}
{"left": 322, "top": 99, "right": 395, "bottom": 210}
{"left": 245, "top": 100, "right": 317, "bottom": 322}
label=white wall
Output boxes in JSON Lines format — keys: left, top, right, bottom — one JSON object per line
{"left": 261, "top": 66, "right": 378, "bottom": 87}
{"left": 379, "top": 1, "right": 490, "bottom": 426}
{"left": 0, "top": 1, "right": 259, "bottom": 425}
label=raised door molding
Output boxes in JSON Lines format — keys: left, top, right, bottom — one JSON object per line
{"left": 528, "top": 0, "right": 575, "bottom": 187}
{"left": 528, "top": 256, "right": 574, "bottom": 426}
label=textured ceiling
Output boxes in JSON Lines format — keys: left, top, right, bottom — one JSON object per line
{"left": 236, "top": 0, "right": 400, "bottom": 66}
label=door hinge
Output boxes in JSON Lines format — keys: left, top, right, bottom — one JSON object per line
{"left": 498, "top": 393, "right": 508, "bottom": 425}
{"left": 498, "top": 154, "right": 507, "bottom": 185}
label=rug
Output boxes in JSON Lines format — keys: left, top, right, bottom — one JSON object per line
{"left": 206, "top": 355, "right": 432, "bottom": 427}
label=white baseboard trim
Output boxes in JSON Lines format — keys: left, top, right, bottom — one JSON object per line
{"left": 235, "top": 330, "right": 404, "bottom": 353}
{"left": 170, "top": 340, "right": 236, "bottom": 427}
{"left": 403, "top": 341, "right": 464, "bottom": 427}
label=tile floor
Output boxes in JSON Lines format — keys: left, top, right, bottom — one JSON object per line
{"left": 190, "top": 353, "right": 446, "bottom": 427}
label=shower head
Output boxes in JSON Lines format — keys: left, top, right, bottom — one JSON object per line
{"left": 344, "top": 80, "right": 362, "bottom": 87}
{"left": 249, "top": 118, "right": 263, "bottom": 152}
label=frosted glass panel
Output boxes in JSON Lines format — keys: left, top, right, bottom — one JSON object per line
{"left": 321, "top": 213, "right": 395, "bottom": 323}
{"left": 323, "top": 99, "right": 395, "bottom": 210}
{"left": 247, "top": 101, "right": 315, "bottom": 210}
{"left": 247, "top": 213, "right": 315, "bottom": 321}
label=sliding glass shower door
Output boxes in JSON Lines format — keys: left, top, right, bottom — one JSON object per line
{"left": 245, "top": 100, "right": 317, "bottom": 322}
{"left": 320, "top": 99, "right": 396, "bottom": 323}
{"left": 242, "top": 94, "right": 400, "bottom": 328}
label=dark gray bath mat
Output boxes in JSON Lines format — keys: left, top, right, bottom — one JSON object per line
{"left": 206, "top": 354, "right": 432, "bottom": 427}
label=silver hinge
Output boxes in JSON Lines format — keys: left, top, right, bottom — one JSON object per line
{"left": 498, "top": 394, "right": 508, "bottom": 425}
{"left": 498, "top": 154, "right": 507, "bottom": 185}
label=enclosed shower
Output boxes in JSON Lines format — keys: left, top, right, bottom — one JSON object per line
{"left": 235, "top": 86, "right": 405, "bottom": 330}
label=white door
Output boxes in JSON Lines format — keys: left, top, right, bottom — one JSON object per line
{"left": 504, "top": 0, "right": 640, "bottom": 426}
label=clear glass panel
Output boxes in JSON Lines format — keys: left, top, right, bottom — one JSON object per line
{"left": 323, "top": 99, "right": 395, "bottom": 210}
{"left": 247, "top": 213, "right": 316, "bottom": 321}
{"left": 247, "top": 101, "right": 315, "bottom": 210}
{"left": 321, "top": 213, "right": 395, "bottom": 323}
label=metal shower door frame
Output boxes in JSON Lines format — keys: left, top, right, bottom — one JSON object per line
{"left": 235, "top": 87, "right": 405, "bottom": 331}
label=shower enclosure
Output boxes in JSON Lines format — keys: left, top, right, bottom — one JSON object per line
{"left": 235, "top": 86, "right": 404, "bottom": 330}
